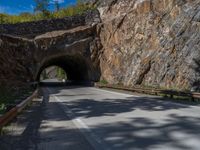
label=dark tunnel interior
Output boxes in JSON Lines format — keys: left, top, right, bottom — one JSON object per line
{"left": 36, "top": 55, "right": 91, "bottom": 83}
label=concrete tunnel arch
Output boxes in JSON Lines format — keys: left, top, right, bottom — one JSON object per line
{"left": 35, "top": 54, "right": 93, "bottom": 82}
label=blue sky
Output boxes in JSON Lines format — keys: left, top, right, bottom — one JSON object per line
{"left": 0, "top": 0, "right": 77, "bottom": 15}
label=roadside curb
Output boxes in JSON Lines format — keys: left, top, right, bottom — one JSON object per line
{"left": 0, "top": 89, "right": 38, "bottom": 129}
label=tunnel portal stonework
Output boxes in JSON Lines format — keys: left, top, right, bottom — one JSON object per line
{"left": 0, "top": 10, "right": 102, "bottom": 87}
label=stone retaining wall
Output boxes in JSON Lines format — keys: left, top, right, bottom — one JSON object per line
{"left": 0, "top": 10, "right": 100, "bottom": 38}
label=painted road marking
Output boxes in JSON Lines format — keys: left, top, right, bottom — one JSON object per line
{"left": 47, "top": 87, "right": 111, "bottom": 150}
{"left": 92, "top": 87, "right": 140, "bottom": 97}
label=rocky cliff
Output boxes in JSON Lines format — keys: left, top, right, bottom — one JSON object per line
{"left": 1, "top": 1, "right": 200, "bottom": 91}
{"left": 0, "top": 10, "right": 101, "bottom": 88}
{"left": 97, "top": 0, "right": 200, "bottom": 90}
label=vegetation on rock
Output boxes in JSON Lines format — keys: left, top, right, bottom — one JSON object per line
{"left": 40, "top": 66, "right": 67, "bottom": 81}
{"left": 0, "top": 86, "right": 33, "bottom": 115}
{"left": 0, "top": 0, "right": 94, "bottom": 24}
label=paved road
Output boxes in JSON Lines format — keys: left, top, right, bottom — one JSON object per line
{"left": 1, "top": 85, "right": 200, "bottom": 150}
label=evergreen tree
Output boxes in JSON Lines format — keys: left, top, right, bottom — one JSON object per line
{"left": 54, "top": 0, "right": 60, "bottom": 12}
{"left": 34, "top": 0, "right": 50, "bottom": 17}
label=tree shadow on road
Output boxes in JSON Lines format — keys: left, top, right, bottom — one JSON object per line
{"left": 0, "top": 87, "right": 50, "bottom": 150}
{"left": 1, "top": 84, "right": 200, "bottom": 150}
{"left": 59, "top": 96, "right": 192, "bottom": 118}
{"left": 87, "top": 114, "right": 200, "bottom": 150}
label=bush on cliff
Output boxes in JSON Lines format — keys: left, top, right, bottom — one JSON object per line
{"left": 0, "top": 86, "right": 34, "bottom": 115}
{"left": 0, "top": 1, "right": 94, "bottom": 24}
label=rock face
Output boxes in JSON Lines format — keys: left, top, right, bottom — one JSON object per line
{"left": 97, "top": 0, "right": 200, "bottom": 90}
{"left": 0, "top": 10, "right": 101, "bottom": 87}
{"left": 1, "top": 1, "right": 200, "bottom": 91}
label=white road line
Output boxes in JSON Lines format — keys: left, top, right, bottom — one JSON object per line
{"left": 46, "top": 87, "right": 111, "bottom": 150}
{"left": 92, "top": 88, "right": 198, "bottom": 109}
{"left": 92, "top": 87, "right": 140, "bottom": 97}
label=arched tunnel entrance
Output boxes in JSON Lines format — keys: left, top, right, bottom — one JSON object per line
{"left": 35, "top": 54, "right": 99, "bottom": 84}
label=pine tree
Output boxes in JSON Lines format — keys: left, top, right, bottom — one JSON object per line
{"left": 54, "top": 0, "right": 60, "bottom": 12}
{"left": 34, "top": 0, "right": 50, "bottom": 17}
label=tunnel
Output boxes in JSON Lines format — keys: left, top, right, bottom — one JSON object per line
{"left": 35, "top": 54, "right": 96, "bottom": 83}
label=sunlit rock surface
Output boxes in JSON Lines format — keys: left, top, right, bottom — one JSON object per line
{"left": 96, "top": 0, "right": 200, "bottom": 90}
{"left": 1, "top": 1, "right": 200, "bottom": 91}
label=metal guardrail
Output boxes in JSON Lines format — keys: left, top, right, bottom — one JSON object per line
{"left": 0, "top": 89, "right": 38, "bottom": 129}
{"left": 192, "top": 93, "right": 200, "bottom": 99}
{"left": 95, "top": 83, "right": 200, "bottom": 100}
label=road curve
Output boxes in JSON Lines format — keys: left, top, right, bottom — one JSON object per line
{"left": 1, "top": 85, "right": 200, "bottom": 150}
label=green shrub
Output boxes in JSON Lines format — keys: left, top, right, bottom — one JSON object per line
{"left": 0, "top": 103, "right": 6, "bottom": 115}
{"left": 100, "top": 79, "right": 108, "bottom": 85}
{"left": 57, "top": 67, "right": 67, "bottom": 80}
{"left": 0, "top": 86, "right": 33, "bottom": 115}
{"left": 0, "top": 87, "right": 15, "bottom": 115}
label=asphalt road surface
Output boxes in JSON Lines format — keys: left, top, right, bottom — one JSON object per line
{"left": 1, "top": 84, "right": 200, "bottom": 150}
